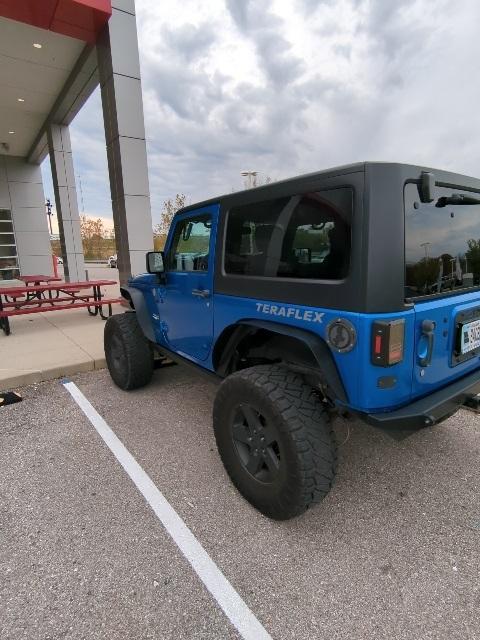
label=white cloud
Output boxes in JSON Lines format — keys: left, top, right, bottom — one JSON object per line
{"left": 63, "top": 0, "right": 480, "bottom": 227}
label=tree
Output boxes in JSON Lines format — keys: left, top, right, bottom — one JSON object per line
{"left": 466, "top": 238, "right": 480, "bottom": 279}
{"left": 52, "top": 216, "right": 115, "bottom": 260}
{"left": 80, "top": 215, "right": 109, "bottom": 260}
{"left": 50, "top": 238, "right": 61, "bottom": 259}
{"left": 80, "top": 215, "right": 105, "bottom": 240}
{"left": 153, "top": 194, "right": 187, "bottom": 236}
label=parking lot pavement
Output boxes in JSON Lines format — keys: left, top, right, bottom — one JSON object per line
{"left": 1, "top": 366, "right": 479, "bottom": 640}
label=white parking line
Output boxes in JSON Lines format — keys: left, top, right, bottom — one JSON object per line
{"left": 63, "top": 380, "right": 273, "bottom": 640}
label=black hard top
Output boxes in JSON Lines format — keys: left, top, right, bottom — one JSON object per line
{"left": 170, "top": 162, "right": 480, "bottom": 313}
{"left": 176, "top": 161, "right": 480, "bottom": 218}
{"left": 178, "top": 162, "right": 366, "bottom": 215}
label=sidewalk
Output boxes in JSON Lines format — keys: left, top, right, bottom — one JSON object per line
{"left": 0, "top": 304, "right": 123, "bottom": 390}
{"left": 0, "top": 264, "right": 122, "bottom": 391}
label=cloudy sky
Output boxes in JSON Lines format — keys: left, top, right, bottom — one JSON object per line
{"left": 42, "top": 0, "right": 480, "bottom": 228}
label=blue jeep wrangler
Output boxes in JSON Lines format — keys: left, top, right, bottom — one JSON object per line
{"left": 104, "top": 162, "right": 480, "bottom": 520}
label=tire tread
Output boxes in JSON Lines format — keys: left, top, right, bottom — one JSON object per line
{"left": 104, "top": 313, "right": 153, "bottom": 390}
{"left": 213, "top": 364, "right": 337, "bottom": 519}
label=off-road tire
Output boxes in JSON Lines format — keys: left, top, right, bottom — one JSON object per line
{"left": 104, "top": 312, "right": 154, "bottom": 390}
{"left": 213, "top": 364, "right": 337, "bottom": 520}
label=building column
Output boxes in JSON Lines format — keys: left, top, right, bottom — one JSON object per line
{"left": 47, "top": 124, "right": 85, "bottom": 282}
{"left": 97, "top": 0, "right": 153, "bottom": 284}
{"left": 0, "top": 156, "right": 52, "bottom": 279}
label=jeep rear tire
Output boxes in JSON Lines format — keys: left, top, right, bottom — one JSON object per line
{"left": 104, "top": 312, "right": 154, "bottom": 390}
{"left": 213, "top": 365, "right": 337, "bottom": 520}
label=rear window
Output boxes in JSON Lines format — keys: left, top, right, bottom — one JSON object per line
{"left": 405, "top": 182, "right": 480, "bottom": 298}
{"left": 224, "top": 188, "right": 352, "bottom": 280}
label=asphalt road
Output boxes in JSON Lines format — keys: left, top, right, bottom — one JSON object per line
{"left": 1, "top": 365, "right": 479, "bottom": 640}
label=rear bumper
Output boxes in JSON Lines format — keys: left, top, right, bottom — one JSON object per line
{"left": 363, "top": 368, "right": 480, "bottom": 430}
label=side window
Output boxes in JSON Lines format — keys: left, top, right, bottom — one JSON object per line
{"left": 404, "top": 182, "right": 480, "bottom": 297}
{"left": 224, "top": 189, "right": 352, "bottom": 280}
{"left": 167, "top": 215, "right": 212, "bottom": 272}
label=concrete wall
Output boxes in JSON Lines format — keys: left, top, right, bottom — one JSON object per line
{"left": 0, "top": 155, "right": 52, "bottom": 278}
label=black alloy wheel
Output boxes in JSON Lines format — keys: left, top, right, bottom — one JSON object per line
{"left": 213, "top": 364, "right": 337, "bottom": 520}
{"left": 232, "top": 404, "right": 281, "bottom": 483}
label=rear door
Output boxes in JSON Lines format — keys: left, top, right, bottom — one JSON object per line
{"left": 405, "top": 182, "right": 480, "bottom": 398}
{"left": 156, "top": 205, "right": 219, "bottom": 361}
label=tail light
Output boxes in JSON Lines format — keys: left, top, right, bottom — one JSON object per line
{"left": 371, "top": 319, "right": 405, "bottom": 366}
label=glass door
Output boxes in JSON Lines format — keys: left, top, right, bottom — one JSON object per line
{"left": 0, "top": 209, "right": 19, "bottom": 280}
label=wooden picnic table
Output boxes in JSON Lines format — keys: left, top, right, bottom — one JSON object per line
{"left": 0, "top": 279, "right": 121, "bottom": 336}
{"left": 19, "top": 275, "right": 62, "bottom": 285}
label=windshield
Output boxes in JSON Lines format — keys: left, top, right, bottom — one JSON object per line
{"left": 405, "top": 182, "right": 480, "bottom": 299}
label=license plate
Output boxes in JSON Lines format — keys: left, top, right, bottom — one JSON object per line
{"left": 460, "top": 318, "right": 480, "bottom": 354}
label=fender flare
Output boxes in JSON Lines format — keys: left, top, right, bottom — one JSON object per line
{"left": 120, "top": 286, "right": 156, "bottom": 343}
{"left": 214, "top": 319, "right": 348, "bottom": 403}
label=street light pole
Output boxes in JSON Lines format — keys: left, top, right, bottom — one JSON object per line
{"left": 420, "top": 242, "right": 431, "bottom": 259}
{"left": 45, "top": 198, "right": 53, "bottom": 235}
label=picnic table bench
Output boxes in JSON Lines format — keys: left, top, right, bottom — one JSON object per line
{"left": 0, "top": 279, "right": 122, "bottom": 336}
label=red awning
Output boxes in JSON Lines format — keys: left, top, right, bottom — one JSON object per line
{"left": 0, "top": 0, "right": 111, "bottom": 43}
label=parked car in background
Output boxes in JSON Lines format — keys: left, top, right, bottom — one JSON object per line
{"left": 108, "top": 255, "right": 117, "bottom": 268}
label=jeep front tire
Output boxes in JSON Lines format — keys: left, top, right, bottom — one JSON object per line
{"left": 213, "top": 365, "right": 337, "bottom": 520}
{"left": 104, "top": 312, "right": 154, "bottom": 390}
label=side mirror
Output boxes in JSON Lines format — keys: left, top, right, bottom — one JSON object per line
{"left": 146, "top": 251, "right": 165, "bottom": 274}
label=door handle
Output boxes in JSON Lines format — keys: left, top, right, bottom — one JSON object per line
{"left": 192, "top": 288, "right": 210, "bottom": 298}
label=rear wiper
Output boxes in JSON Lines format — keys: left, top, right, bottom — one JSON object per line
{"left": 436, "top": 194, "right": 480, "bottom": 207}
